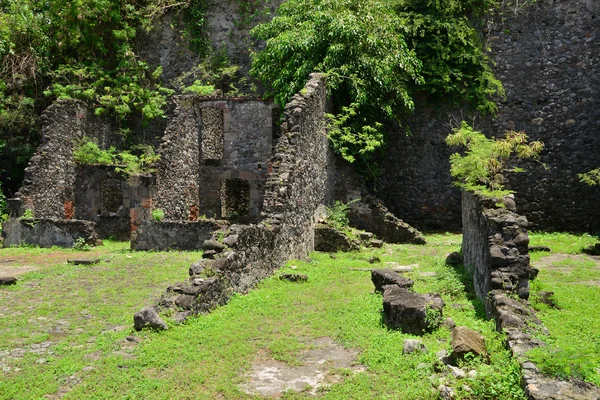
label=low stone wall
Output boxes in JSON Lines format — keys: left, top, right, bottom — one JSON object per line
{"left": 130, "top": 220, "right": 226, "bottom": 251}
{"left": 1, "top": 218, "right": 100, "bottom": 248}
{"left": 461, "top": 191, "right": 600, "bottom": 399}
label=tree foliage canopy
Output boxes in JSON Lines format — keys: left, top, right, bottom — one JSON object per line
{"left": 250, "top": 0, "right": 503, "bottom": 170}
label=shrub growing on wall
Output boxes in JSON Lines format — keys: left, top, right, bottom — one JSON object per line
{"left": 445, "top": 121, "right": 544, "bottom": 199}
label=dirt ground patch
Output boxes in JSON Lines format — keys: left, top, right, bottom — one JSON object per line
{"left": 533, "top": 253, "right": 600, "bottom": 272}
{"left": 241, "top": 337, "right": 365, "bottom": 396}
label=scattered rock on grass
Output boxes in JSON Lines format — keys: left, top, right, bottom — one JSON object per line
{"left": 133, "top": 307, "right": 168, "bottom": 331}
{"left": 382, "top": 285, "right": 444, "bottom": 334}
{"left": 403, "top": 339, "right": 427, "bottom": 355}
{"left": 450, "top": 326, "right": 488, "bottom": 364}
{"left": 445, "top": 252, "right": 462, "bottom": 265}
{"left": 314, "top": 224, "right": 359, "bottom": 252}
{"left": 372, "top": 269, "right": 414, "bottom": 292}
{"left": 0, "top": 276, "right": 17, "bottom": 286}
{"left": 529, "top": 246, "right": 551, "bottom": 252}
{"left": 279, "top": 273, "right": 308, "bottom": 283}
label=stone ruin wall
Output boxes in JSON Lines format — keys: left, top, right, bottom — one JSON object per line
{"left": 378, "top": 0, "right": 600, "bottom": 232}
{"left": 139, "top": 74, "right": 334, "bottom": 321}
{"left": 17, "top": 100, "right": 120, "bottom": 220}
{"left": 153, "top": 97, "right": 275, "bottom": 222}
{"left": 461, "top": 191, "right": 600, "bottom": 399}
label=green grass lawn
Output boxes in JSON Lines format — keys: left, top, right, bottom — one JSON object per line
{"left": 527, "top": 232, "right": 600, "bottom": 386}
{"left": 0, "top": 235, "right": 534, "bottom": 399}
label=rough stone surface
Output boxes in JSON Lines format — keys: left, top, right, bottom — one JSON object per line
{"left": 450, "top": 326, "right": 488, "bottom": 363}
{"left": 347, "top": 196, "right": 426, "bottom": 244}
{"left": 2, "top": 218, "right": 100, "bottom": 248}
{"left": 133, "top": 307, "right": 167, "bottom": 331}
{"left": 462, "top": 192, "right": 535, "bottom": 315}
{"left": 154, "top": 97, "right": 275, "bottom": 222}
{"left": 461, "top": 192, "right": 600, "bottom": 399}
{"left": 403, "top": 339, "right": 426, "bottom": 355}
{"left": 313, "top": 224, "right": 359, "bottom": 252}
{"left": 0, "top": 277, "right": 17, "bottom": 286}
{"left": 377, "top": 0, "right": 600, "bottom": 232}
{"left": 371, "top": 269, "right": 414, "bottom": 293}
{"left": 131, "top": 220, "right": 225, "bottom": 251}
{"left": 74, "top": 165, "right": 154, "bottom": 239}
{"left": 17, "top": 100, "right": 118, "bottom": 220}
{"left": 382, "top": 285, "right": 445, "bottom": 334}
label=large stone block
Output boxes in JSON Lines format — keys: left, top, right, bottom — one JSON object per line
{"left": 382, "top": 285, "right": 445, "bottom": 334}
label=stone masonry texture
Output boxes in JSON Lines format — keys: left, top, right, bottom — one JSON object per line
{"left": 377, "top": 0, "right": 599, "bottom": 232}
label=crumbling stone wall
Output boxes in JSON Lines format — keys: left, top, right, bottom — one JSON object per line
{"left": 137, "top": 74, "right": 334, "bottom": 324}
{"left": 461, "top": 191, "right": 600, "bottom": 399}
{"left": 75, "top": 166, "right": 154, "bottom": 240}
{"left": 461, "top": 191, "right": 534, "bottom": 314}
{"left": 153, "top": 98, "right": 201, "bottom": 220}
{"left": 17, "top": 100, "right": 117, "bottom": 219}
{"left": 378, "top": 0, "right": 600, "bottom": 232}
{"left": 154, "top": 97, "right": 274, "bottom": 222}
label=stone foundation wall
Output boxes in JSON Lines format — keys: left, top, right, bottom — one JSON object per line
{"left": 131, "top": 220, "right": 226, "bottom": 251}
{"left": 2, "top": 218, "right": 100, "bottom": 248}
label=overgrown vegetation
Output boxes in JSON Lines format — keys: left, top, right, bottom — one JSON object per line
{"left": 527, "top": 232, "right": 600, "bottom": 386}
{"left": 0, "top": 234, "right": 528, "bottom": 399}
{"left": 0, "top": 0, "right": 209, "bottom": 195}
{"left": 72, "top": 137, "right": 160, "bottom": 176}
{"left": 325, "top": 200, "right": 352, "bottom": 230}
{"left": 445, "top": 121, "right": 544, "bottom": 198}
{"left": 579, "top": 168, "right": 600, "bottom": 186}
{"left": 250, "top": 0, "right": 502, "bottom": 172}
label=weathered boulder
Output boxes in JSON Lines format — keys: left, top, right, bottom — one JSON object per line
{"left": 0, "top": 276, "right": 17, "bottom": 286}
{"left": 382, "top": 285, "right": 445, "bottom": 334}
{"left": 403, "top": 339, "right": 427, "bottom": 355}
{"left": 203, "top": 239, "right": 226, "bottom": 253}
{"left": 450, "top": 326, "right": 488, "bottom": 363}
{"left": 348, "top": 196, "right": 426, "bottom": 245}
{"left": 371, "top": 269, "right": 414, "bottom": 293}
{"left": 279, "top": 273, "right": 308, "bottom": 283}
{"left": 313, "top": 224, "right": 359, "bottom": 252}
{"left": 133, "top": 307, "right": 168, "bottom": 331}
{"left": 368, "top": 239, "right": 384, "bottom": 248}
{"left": 445, "top": 252, "right": 462, "bottom": 266}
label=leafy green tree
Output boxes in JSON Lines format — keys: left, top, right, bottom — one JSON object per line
{"left": 446, "top": 121, "right": 544, "bottom": 198}
{"left": 250, "top": 0, "right": 503, "bottom": 170}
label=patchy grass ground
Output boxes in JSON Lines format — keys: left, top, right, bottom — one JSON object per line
{"left": 0, "top": 235, "right": 529, "bottom": 399}
{"left": 527, "top": 232, "right": 600, "bottom": 386}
